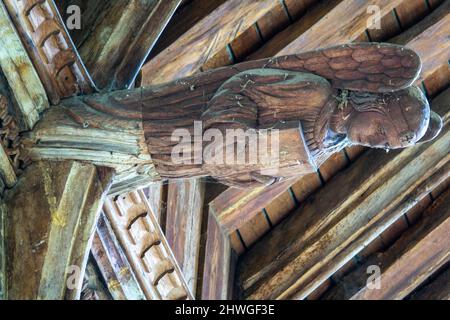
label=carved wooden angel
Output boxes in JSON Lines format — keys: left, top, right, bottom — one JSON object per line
{"left": 28, "top": 43, "right": 443, "bottom": 189}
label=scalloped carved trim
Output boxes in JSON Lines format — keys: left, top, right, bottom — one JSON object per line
{"left": 3, "top": 0, "right": 95, "bottom": 104}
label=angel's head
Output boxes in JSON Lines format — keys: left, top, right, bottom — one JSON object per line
{"left": 341, "top": 86, "right": 442, "bottom": 149}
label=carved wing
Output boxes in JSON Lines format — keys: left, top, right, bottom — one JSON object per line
{"left": 238, "top": 42, "right": 421, "bottom": 93}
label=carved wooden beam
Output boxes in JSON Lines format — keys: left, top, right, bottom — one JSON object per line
{"left": 91, "top": 212, "right": 145, "bottom": 300}
{"left": 236, "top": 88, "right": 449, "bottom": 300}
{"left": 3, "top": 161, "right": 114, "bottom": 299}
{"left": 141, "top": 0, "right": 282, "bottom": 85}
{"left": 0, "top": 2, "right": 49, "bottom": 129}
{"left": 78, "top": 0, "right": 181, "bottom": 90}
{"left": 23, "top": 43, "right": 432, "bottom": 194}
{"left": 165, "top": 179, "right": 205, "bottom": 296}
{"left": 3, "top": 0, "right": 95, "bottom": 105}
{"left": 323, "top": 185, "right": 450, "bottom": 300}
{"left": 103, "top": 191, "right": 193, "bottom": 300}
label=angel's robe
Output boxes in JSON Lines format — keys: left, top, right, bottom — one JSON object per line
{"left": 201, "top": 69, "right": 347, "bottom": 187}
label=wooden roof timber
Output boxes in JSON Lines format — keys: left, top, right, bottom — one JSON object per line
{"left": 141, "top": 0, "right": 284, "bottom": 85}
{"left": 2, "top": 0, "right": 95, "bottom": 105}
{"left": 165, "top": 179, "right": 205, "bottom": 296}
{"left": 90, "top": 212, "right": 145, "bottom": 300}
{"left": 103, "top": 191, "right": 193, "bottom": 300}
{"left": 236, "top": 89, "right": 450, "bottom": 299}
{"left": 77, "top": 0, "right": 181, "bottom": 91}
{"left": 155, "top": 1, "right": 449, "bottom": 300}
{"left": 0, "top": 2, "right": 48, "bottom": 130}
{"left": 0, "top": 0, "right": 446, "bottom": 302}
{"left": 232, "top": 0, "right": 449, "bottom": 254}
{"left": 3, "top": 161, "right": 114, "bottom": 299}
{"left": 409, "top": 263, "right": 450, "bottom": 300}
{"left": 322, "top": 186, "right": 450, "bottom": 300}
{"left": 208, "top": 0, "right": 450, "bottom": 236}
{"left": 0, "top": 0, "right": 190, "bottom": 300}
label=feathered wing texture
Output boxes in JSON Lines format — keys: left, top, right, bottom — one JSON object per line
{"left": 236, "top": 42, "right": 422, "bottom": 93}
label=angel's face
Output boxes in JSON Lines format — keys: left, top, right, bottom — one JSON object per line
{"left": 346, "top": 87, "right": 430, "bottom": 150}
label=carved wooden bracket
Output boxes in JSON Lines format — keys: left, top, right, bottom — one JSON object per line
{"left": 19, "top": 43, "right": 443, "bottom": 191}
{"left": 3, "top": 0, "right": 95, "bottom": 105}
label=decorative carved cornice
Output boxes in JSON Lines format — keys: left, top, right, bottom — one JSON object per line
{"left": 3, "top": 0, "right": 95, "bottom": 104}
{"left": 103, "top": 190, "right": 192, "bottom": 300}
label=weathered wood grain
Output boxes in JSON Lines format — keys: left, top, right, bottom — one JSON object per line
{"left": 103, "top": 191, "right": 193, "bottom": 300}
{"left": 210, "top": 179, "right": 296, "bottom": 233}
{"left": 165, "top": 179, "right": 205, "bottom": 295}
{"left": 390, "top": 1, "right": 450, "bottom": 83}
{"left": 91, "top": 231, "right": 127, "bottom": 300}
{"left": 323, "top": 185, "right": 450, "bottom": 300}
{"left": 91, "top": 213, "right": 145, "bottom": 300}
{"left": 278, "top": 0, "right": 406, "bottom": 56}
{"left": 3, "top": 0, "right": 95, "bottom": 105}
{"left": 249, "top": 0, "right": 405, "bottom": 59}
{"left": 352, "top": 185, "right": 450, "bottom": 300}
{"left": 201, "top": 211, "right": 237, "bottom": 300}
{"left": 410, "top": 264, "right": 450, "bottom": 300}
{"left": 144, "top": 182, "right": 167, "bottom": 227}
{"left": 79, "top": 0, "right": 181, "bottom": 90}
{"left": 150, "top": 0, "right": 227, "bottom": 59}
{"left": 236, "top": 88, "right": 450, "bottom": 300}
{"left": 248, "top": 0, "right": 341, "bottom": 60}
{"left": 0, "top": 2, "right": 48, "bottom": 129}
{"left": 141, "top": 0, "right": 281, "bottom": 85}
{"left": 4, "top": 161, "right": 114, "bottom": 299}
{"left": 0, "top": 200, "right": 5, "bottom": 299}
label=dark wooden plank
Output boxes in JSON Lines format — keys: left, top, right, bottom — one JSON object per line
{"left": 394, "top": 0, "right": 430, "bottom": 30}
{"left": 91, "top": 213, "right": 146, "bottom": 300}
